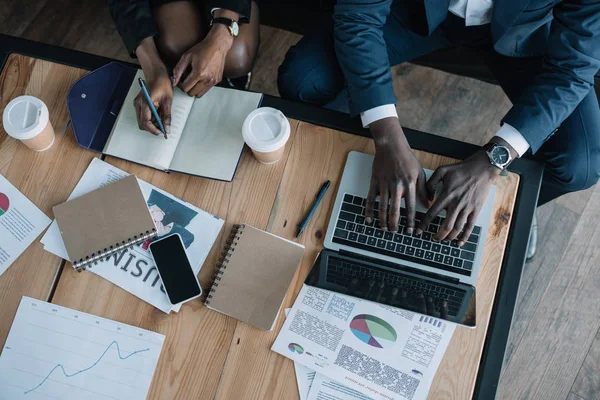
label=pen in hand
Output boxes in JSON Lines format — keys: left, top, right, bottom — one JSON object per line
{"left": 138, "top": 78, "right": 168, "bottom": 140}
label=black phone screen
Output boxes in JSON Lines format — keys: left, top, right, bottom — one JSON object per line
{"left": 150, "top": 234, "right": 201, "bottom": 304}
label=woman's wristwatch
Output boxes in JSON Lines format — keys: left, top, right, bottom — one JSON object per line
{"left": 210, "top": 17, "right": 239, "bottom": 38}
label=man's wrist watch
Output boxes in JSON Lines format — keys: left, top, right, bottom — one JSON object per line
{"left": 484, "top": 142, "right": 513, "bottom": 170}
{"left": 211, "top": 17, "right": 239, "bottom": 38}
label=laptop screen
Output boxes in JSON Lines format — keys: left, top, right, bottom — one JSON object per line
{"left": 304, "top": 249, "right": 476, "bottom": 327}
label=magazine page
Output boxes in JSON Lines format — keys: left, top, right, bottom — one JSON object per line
{"left": 272, "top": 285, "right": 456, "bottom": 400}
{"left": 41, "top": 158, "right": 223, "bottom": 313}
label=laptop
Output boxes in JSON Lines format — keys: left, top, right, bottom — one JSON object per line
{"left": 304, "top": 151, "right": 496, "bottom": 327}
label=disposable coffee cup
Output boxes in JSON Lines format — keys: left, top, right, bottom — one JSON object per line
{"left": 2, "top": 95, "right": 55, "bottom": 152}
{"left": 242, "top": 107, "right": 291, "bottom": 164}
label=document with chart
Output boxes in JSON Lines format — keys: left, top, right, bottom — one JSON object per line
{"left": 272, "top": 285, "right": 456, "bottom": 400}
{"left": 0, "top": 296, "right": 164, "bottom": 400}
{"left": 0, "top": 174, "right": 51, "bottom": 277}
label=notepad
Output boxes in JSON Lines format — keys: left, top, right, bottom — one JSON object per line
{"left": 53, "top": 175, "right": 157, "bottom": 271}
{"left": 103, "top": 70, "right": 263, "bottom": 181}
{"left": 205, "top": 224, "right": 305, "bottom": 331}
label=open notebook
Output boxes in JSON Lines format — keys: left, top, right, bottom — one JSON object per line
{"left": 103, "top": 70, "right": 263, "bottom": 181}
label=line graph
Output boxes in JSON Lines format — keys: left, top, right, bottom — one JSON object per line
{"left": 24, "top": 341, "right": 150, "bottom": 395}
{"left": 0, "top": 297, "right": 165, "bottom": 400}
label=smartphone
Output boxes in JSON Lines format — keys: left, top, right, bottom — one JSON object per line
{"left": 149, "top": 233, "right": 202, "bottom": 305}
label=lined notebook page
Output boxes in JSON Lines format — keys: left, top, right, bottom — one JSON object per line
{"left": 104, "top": 70, "right": 194, "bottom": 170}
{"left": 169, "top": 87, "right": 262, "bottom": 180}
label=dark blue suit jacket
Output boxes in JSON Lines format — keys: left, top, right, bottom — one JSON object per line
{"left": 334, "top": 0, "right": 600, "bottom": 153}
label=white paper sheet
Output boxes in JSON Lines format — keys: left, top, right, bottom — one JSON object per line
{"left": 272, "top": 285, "right": 456, "bottom": 400}
{"left": 0, "top": 296, "right": 165, "bottom": 400}
{"left": 0, "top": 174, "right": 51, "bottom": 276}
{"left": 307, "top": 373, "right": 373, "bottom": 400}
{"left": 41, "top": 158, "right": 223, "bottom": 313}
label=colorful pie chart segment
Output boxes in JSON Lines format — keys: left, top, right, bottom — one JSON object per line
{"left": 0, "top": 193, "right": 9, "bottom": 216}
{"left": 288, "top": 343, "right": 304, "bottom": 354}
{"left": 350, "top": 314, "right": 397, "bottom": 348}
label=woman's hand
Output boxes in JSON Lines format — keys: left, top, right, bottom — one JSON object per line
{"left": 172, "top": 23, "right": 234, "bottom": 98}
{"left": 134, "top": 37, "right": 173, "bottom": 136}
{"left": 133, "top": 71, "right": 173, "bottom": 136}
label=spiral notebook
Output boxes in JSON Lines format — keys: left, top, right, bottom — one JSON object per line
{"left": 53, "top": 175, "right": 157, "bottom": 271}
{"left": 205, "top": 224, "right": 305, "bottom": 331}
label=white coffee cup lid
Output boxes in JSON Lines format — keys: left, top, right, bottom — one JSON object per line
{"left": 2, "top": 95, "right": 49, "bottom": 140}
{"left": 242, "top": 107, "right": 290, "bottom": 153}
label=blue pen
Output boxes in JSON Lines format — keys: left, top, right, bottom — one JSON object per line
{"left": 138, "top": 78, "right": 167, "bottom": 139}
{"left": 297, "top": 180, "right": 331, "bottom": 238}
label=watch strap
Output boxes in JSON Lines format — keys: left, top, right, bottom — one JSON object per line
{"left": 211, "top": 17, "right": 235, "bottom": 27}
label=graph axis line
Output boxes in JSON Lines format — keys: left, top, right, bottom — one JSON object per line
{"left": 24, "top": 340, "right": 150, "bottom": 395}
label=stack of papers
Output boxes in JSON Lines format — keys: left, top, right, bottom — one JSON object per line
{"left": 275, "top": 285, "right": 456, "bottom": 400}
{"left": 41, "top": 158, "right": 223, "bottom": 313}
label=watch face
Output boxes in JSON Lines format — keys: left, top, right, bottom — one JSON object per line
{"left": 491, "top": 145, "right": 510, "bottom": 165}
{"left": 231, "top": 21, "right": 239, "bottom": 37}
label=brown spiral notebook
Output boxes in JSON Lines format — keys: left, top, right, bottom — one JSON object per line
{"left": 53, "top": 175, "right": 157, "bottom": 271}
{"left": 205, "top": 224, "right": 305, "bottom": 331}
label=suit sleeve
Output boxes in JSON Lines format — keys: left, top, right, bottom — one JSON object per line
{"left": 333, "top": 0, "right": 396, "bottom": 116}
{"left": 206, "top": 0, "right": 252, "bottom": 22}
{"left": 502, "top": 0, "right": 600, "bottom": 153}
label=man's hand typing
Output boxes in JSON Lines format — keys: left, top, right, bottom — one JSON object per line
{"left": 365, "top": 118, "right": 428, "bottom": 233}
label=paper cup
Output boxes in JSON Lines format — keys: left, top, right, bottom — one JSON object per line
{"left": 242, "top": 107, "right": 291, "bottom": 164}
{"left": 2, "top": 95, "right": 55, "bottom": 151}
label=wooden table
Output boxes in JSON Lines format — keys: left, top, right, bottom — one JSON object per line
{"left": 0, "top": 36, "right": 544, "bottom": 400}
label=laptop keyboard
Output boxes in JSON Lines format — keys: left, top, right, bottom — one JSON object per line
{"left": 325, "top": 256, "right": 465, "bottom": 316}
{"left": 332, "top": 193, "right": 481, "bottom": 277}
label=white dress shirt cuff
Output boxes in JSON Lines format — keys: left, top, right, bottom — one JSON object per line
{"left": 360, "top": 105, "right": 398, "bottom": 128}
{"left": 494, "top": 123, "right": 530, "bottom": 157}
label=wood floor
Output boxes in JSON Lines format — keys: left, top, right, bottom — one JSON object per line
{"left": 2, "top": 1, "right": 599, "bottom": 399}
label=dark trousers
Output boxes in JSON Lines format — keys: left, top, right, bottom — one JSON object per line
{"left": 278, "top": 13, "right": 600, "bottom": 205}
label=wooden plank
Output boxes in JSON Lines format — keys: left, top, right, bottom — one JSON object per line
{"left": 501, "top": 186, "right": 593, "bottom": 368}
{"left": 0, "top": 0, "right": 48, "bottom": 38}
{"left": 249, "top": 25, "right": 301, "bottom": 97}
{"left": 50, "top": 121, "right": 299, "bottom": 399}
{"left": 568, "top": 392, "right": 587, "bottom": 400}
{"left": 420, "top": 74, "right": 509, "bottom": 146}
{"left": 496, "top": 184, "right": 600, "bottom": 400}
{"left": 571, "top": 326, "right": 600, "bottom": 400}
{"left": 0, "top": 55, "right": 96, "bottom": 346}
{"left": 391, "top": 63, "right": 452, "bottom": 132}
{"left": 215, "top": 121, "right": 519, "bottom": 400}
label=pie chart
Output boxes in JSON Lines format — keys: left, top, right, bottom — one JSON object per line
{"left": 350, "top": 314, "right": 397, "bottom": 348}
{"left": 288, "top": 343, "right": 304, "bottom": 354}
{"left": 0, "top": 193, "right": 9, "bottom": 216}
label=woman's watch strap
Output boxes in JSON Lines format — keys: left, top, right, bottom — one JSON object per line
{"left": 210, "top": 17, "right": 239, "bottom": 38}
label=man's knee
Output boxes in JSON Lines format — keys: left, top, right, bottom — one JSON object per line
{"left": 277, "top": 45, "right": 343, "bottom": 105}
{"left": 555, "top": 152, "right": 600, "bottom": 193}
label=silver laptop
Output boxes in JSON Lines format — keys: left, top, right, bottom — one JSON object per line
{"left": 304, "top": 151, "right": 496, "bottom": 327}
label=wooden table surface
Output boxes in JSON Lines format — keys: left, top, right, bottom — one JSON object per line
{"left": 0, "top": 54, "right": 520, "bottom": 400}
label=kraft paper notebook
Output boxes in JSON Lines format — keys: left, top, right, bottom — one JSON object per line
{"left": 53, "top": 175, "right": 157, "bottom": 271}
{"left": 206, "top": 224, "right": 305, "bottom": 331}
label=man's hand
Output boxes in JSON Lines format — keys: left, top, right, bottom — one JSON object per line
{"left": 416, "top": 149, "right": 503, "bottom": 246}
{"left": 172, "top": 22, "right": 235, "bottom": 98}
{"left": 366, "top": 118, "right": 427, "bottom": 233}
{"left": 133, "top": 71, "right": 173, "bottom": 136}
